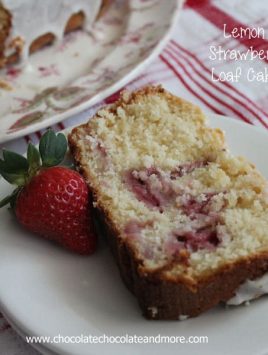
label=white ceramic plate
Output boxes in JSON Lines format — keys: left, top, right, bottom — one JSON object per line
{"left": 0, "top": 114, "right": 268, "bottom": 355}
{"left": 0, "top": 0, "right": 182, "bottom": 144}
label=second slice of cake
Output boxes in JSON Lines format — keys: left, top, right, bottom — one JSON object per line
{"left": 69, "top": 86, "right": 268, "bottom": 320}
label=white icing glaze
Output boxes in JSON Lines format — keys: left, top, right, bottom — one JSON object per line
{"left": 1, "top": 0, "right": 101, "bottom": 61}
{"left": 226, "top": 273, "right": 268, "bottom": 306}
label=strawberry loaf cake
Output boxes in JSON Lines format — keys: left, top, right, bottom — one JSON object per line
{"left": 69, "top": 86, "right": 268, "bottom": 320}
{"left": 0, "top": 0, "right": 110, "bottom": 68}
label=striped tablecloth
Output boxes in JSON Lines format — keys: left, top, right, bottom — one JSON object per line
{"left": 1, "top": 0, "right": 268, "bottom": 353}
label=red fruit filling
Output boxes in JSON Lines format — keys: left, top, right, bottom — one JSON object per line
{"left": 180, "top": 192, "right": 220, "bottom": 218}
{"left": 170, "top": 161, "right": 208, "bottom": 179}
{"left": 171, "top": 192, "right": 225, "bottom": 253}
{"left": 173, "top": 226, "right": 220, "bottom": 252}
{"left": 124, "top": 161, "right": 227, "bottom": 254}
{"left": 124, "top": 167, "right": 173, "bottom": 210}
{"left": 124, "top": 220, "right": 152, "bottom": 241}
{"left": 124, "top": 220, "right": 156, "bottom": 259}
{"left": 124, "top": 161, "right": 209, "bottom": 210}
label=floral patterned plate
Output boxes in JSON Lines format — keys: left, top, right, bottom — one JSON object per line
{"left": 0, "top": 0, "right": 182, "bottom": 143}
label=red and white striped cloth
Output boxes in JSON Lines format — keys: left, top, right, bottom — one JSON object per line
{"left": 1, "top": 0, "right": 268, "bottom": 353}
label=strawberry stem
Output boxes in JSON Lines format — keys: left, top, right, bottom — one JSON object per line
{"left": 0, "top": 187, "right": 21, "bottom": 208}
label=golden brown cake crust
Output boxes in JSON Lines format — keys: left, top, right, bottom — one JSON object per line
{"left": 68, "top": 86, "right": 268, "bottom": 319}
{"left": 0, "top": 6, "right": 12, "bottom": 68}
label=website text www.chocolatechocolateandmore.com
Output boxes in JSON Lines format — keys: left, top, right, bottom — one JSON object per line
{"left": 25, "top": 333, "right": 208, "bottom": 345}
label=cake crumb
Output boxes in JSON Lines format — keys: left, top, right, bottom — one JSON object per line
{"left": 148, "top": 306, "right": 158, "bottom": 318}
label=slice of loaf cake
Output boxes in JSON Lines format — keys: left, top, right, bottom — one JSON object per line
{"left": 69, "top": 86, "right": 268, "bottom": 320}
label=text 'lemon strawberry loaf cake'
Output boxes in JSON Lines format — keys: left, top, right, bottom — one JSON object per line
{"left": 0, "top": 0, "right": 110, "bottom": 68}
{"left": 69, "top": 86, "right": 268, "bottom": 320}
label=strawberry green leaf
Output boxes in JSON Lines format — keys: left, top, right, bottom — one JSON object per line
{"left": 27, "top": 143, "right": 41, "bottom": 175}
{"left": 0, "top": 150, "right": 29, "bottom": 186}
{"left": 54, "top": 133, "right": 68, "bottom": 163}
{"left": 1, "top": 150, "right": 29, "bottom": 173}
{"left": 39, "top": 130, "right": 67, "bottom": 167}
{"left": 0, "top": 171, "right": 27, "bottom": 186}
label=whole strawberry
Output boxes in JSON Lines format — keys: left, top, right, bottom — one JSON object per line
{"left": 0, "top": 130, "right": 97, "bottom": 255}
